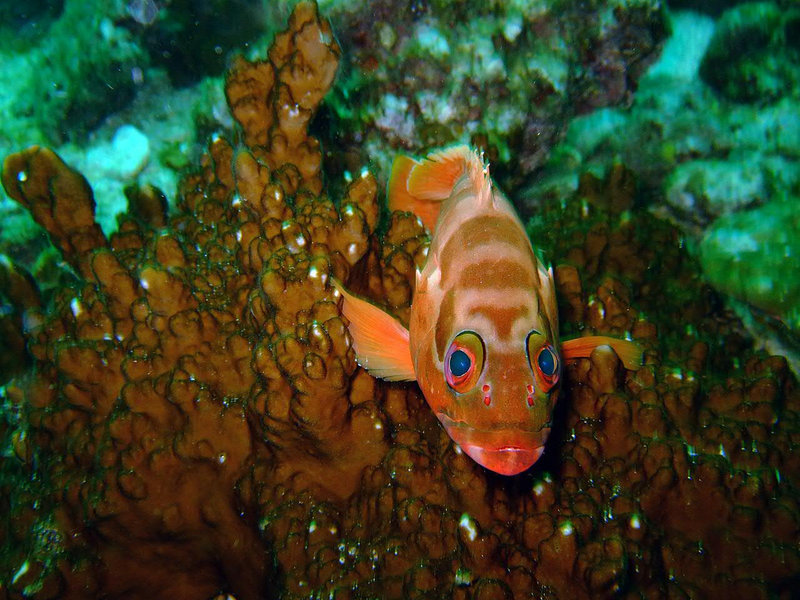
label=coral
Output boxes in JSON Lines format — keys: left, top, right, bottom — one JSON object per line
{"left": 700, "top": 197, "right": 800, "bottom": 330}
{"left": 275, "top": 0, "right": 668, "bottom": 192}
{"left": 699, "top": 2, "right": 800, "bottom": 104}
{"left": 0, "top": 0, "right": 265, "bottom": 269}
{"left": 138, "top": 0, "right": 267, "bottom": 86}
{"left": 0, "top": 4, "right": 365, "bottom": 597}
{"left": 524, "top": 8, "right": 800, "bottom": 359}
{"left": 0, "top": 256, "right": 40, "bottom": 383}
{"left": 0, "top": 0, "right": 62, "bottom": 41}
{"left": 1, "top": 0, "right": 146, "bottom": 143}
{"left": 1, "top": 4, "right": 799, "bottom": 600}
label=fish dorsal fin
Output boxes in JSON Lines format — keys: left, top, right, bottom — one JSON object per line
{"left": 561, "top": 336, "right": 643, "bottom": 371}
{"left": 332, "top": 280, "right": 416, "bottom": 382}
{"left": 407, "top": 145, "right": 472, "bottom": 200}
{"left": 388, "top": 145, "right": 483, "bottom": 231}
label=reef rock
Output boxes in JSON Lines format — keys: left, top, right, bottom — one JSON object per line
{"left": 283, "top": 0, "right": 668, "bottom": 191}
{"left": 699, "top": 2, "right": 800, "bottom": 104}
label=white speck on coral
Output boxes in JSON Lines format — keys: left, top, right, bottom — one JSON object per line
{"left": 11, "top": 560, "right": 29, "bottom": 585}
{"left": 375, "top": 94, "right": 415, "bottom": 140}
{"left": 459, "top": 514, "right": 477, "bottom": 541}
{"left": 70, "top": 298, "right": 83, "bottom": 317}
{"left": 415, "top": 23, "right": 449, "bottom": 58}
{"left": 560, "top": 521, "right": 574, "bottom": 536}
{"left": 503, "top": 15, "right": 523, "bottom": 42}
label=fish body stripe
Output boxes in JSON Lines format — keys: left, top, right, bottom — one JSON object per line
{"left": 436, "top": 213, "right": 533, "bottom": 276}
{"left": 456, "top": 256, "right": 536, "bottom": 290}
{"left": 467, "top": 305, "right": 529, "bottom": 340}
{"left": 428, "top": 187, "right": 545, "bottom": 359}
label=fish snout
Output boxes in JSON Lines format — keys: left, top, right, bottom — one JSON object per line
{"left": 436, "top": 412, "right": 552, "bottom": 476}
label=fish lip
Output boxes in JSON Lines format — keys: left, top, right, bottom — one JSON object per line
{"left": 459, "top": 443, "right": 546, "bottom": 476}
{"left": 435, "top": 414, "right": 550, "bottom": 475}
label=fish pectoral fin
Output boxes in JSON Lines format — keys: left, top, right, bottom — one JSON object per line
{"left": 332, "top": 280, "right": 416, "bottom": 382}
{"left": 561, "top": 336, "right": 643, "bottom": 371}
{"left": 388, "top": 146, "right": 471, "bottom": 231}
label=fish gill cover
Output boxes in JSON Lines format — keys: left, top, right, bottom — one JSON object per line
{"left": 0, "top": 2, "right": 798, "bottom": 599}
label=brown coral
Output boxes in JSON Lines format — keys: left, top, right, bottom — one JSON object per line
{"left": 1, "top": 3, "right": 798, "bottom": 600}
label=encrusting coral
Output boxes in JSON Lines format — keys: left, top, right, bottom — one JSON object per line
{"left": 1, "top": 3, "right": 798, "bottom": 599}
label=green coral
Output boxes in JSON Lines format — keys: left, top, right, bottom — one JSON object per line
{"left": 700, "top": 198, "right": 800, "bottom": 330}
{"left": 0, "top": 0, "right": 146, "bottom": 144}
{"left": 273, "top": 0, "right": 666, "bottom": 194}
{"left": 699, "top": 2, "right": 800, "bottom": 104}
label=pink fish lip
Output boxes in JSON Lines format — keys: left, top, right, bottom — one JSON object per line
{"left": 436, "top": 413, "right": 550, "bottom": 476}
{"left": 460, "top": 443, "right": 546, "bottom": 476}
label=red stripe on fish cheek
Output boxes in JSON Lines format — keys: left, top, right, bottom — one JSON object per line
{"left": 482, "top": 383, "right": 491, "bottom": 406}
{"left": 526, "top": 384, "right": 534, "bottom": 407}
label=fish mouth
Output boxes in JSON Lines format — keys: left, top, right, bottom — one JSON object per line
{"left": 436, "top": 414, "right": 550, "bottom": 476}
{"left": 460, "top": 443, "right": 546, "bottom": 476}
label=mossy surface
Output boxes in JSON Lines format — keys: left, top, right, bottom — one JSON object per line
{"left": 526, "top": 166, "right": 753, "bottom": 376}
{"left": 700, "top": 197, "right": 800, "bottom": 330}
{"left": 699, "top": 2, "right": 800, "bottom": 104}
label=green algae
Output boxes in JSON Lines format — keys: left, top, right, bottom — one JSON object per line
{"left": 700, "top": 198, "right": 800, "bottom": 331}
{"left": 526, "top": 165, "right": 755, "bottom": 374}
{"left": 699, "top": 2, "right": 800, "bottom": 104}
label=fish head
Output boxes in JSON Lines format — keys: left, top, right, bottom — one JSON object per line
{"left": 412, "top": 289, "right": 561, "bottom": 476}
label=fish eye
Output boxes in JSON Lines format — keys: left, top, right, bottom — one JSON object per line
{"left": 449, "top": 349, "right": 471, "bottom": 377}
{"left": 445, "top": 331, "right": 485, "bottom": 394}
{"left": 526, "top": 330, "right": 560, "bottom": 392}
{"left": 537, "top": 346, "right": 559, "bottom": 379}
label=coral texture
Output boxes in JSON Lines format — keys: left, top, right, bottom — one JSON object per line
{"left": 524, "top": 7, "right": 800, "bottom": 363}
{"left": 290, "top": 0, "right": 668, "bottom": 191}
{"left": 1, "top": 3, "right": 798, "bottom": 600}
{"left": 699, "top": 2, "right": 800, "bottom": 104}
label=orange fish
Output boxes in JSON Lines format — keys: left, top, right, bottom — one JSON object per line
{"left": 334, "top": 146, "right": 641, "bottom": 475}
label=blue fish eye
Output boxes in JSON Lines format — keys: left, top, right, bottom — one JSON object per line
{"left": 449, "top": 349, "right": 471, "bottom": 377}
{"left": 538, "top": 347, "right": 557, "bottom": 376}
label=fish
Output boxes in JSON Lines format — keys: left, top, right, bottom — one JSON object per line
{"left": 334, "top": 145, "right": 642, "bottom": 476}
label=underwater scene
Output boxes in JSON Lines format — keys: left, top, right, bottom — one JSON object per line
{"left": 0, "top": 0, "right": 798, "bottom": 598}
